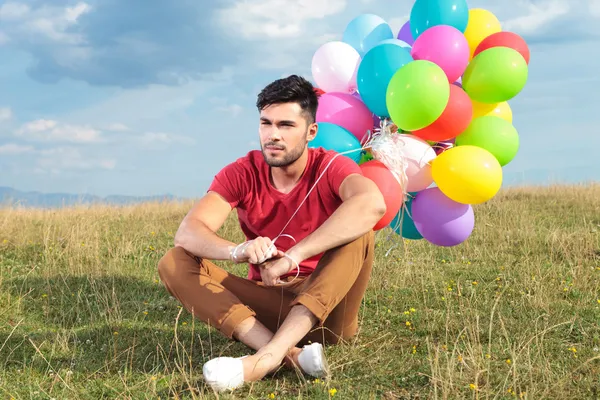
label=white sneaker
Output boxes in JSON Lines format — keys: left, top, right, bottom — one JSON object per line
{"left": 297, "top": 343, "right": 329, "bottom": 378}
{"left": 202, "top": 356, "right": 245, "bottom": 392}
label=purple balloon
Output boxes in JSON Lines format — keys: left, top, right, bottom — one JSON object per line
{"left": 372, "top": 113, "right": 380, "bottom": 129}
{"left": 411, "top": 187, "right": 474, "bottom": 246}
{"left": 397, "top": 21, "right": 415, "bottom": 46}
{"left": 453, "top": 76, "right": 463, "bottom": 88}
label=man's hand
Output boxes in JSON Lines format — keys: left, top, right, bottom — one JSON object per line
{"left": 232, "top": 237, "right": 283, "bottom": 264}
{"left": 259, "top": 256, "right": 296, "bottom": 286}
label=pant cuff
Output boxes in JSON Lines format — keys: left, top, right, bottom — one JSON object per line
{"left": 219, "top": 305, "right": 256, "bottom": 339}
{"left": 290, "top": 293, "right": 329, "bottom": 325}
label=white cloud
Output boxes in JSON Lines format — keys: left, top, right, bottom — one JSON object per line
{"left": 502, "top": 0, "right": 569, "bottom": 34}
{"left": 0, "top": 31, "right": 9, "bottom": 45}
{"left": 37, "top": 147, "right": 115, "bottom": 173}
{"left": 66, "top": 68, "right": 234, "bottom": 127}
{"left": 590, "top": 0, "right": 600, "bottom": 16}
{"left": 218, "top": 0, "right": 347, "bottom": 39}
{"left": 16, "top": 119, "right": 102, "bottom": 143}
{"left": 105, "top": 123, "right": 130, "bottom": 132}
{"left": 216, "top": 104, "right": 244, "bottom": 117}
{"left": 140, "top": 132, "right": 195, "bottom": 146}
{"left": 1, "top": 1, "right": 91, "bottom": 45}
{"left": 0, "top": 107, "right": 12, "bottom": 121}
{"left": 0, "top": 143, "right": 34, "bottom": 155}
{"left": 0, "top": 2, "right": 30, "bottom": 20}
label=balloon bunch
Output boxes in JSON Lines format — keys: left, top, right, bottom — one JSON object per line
{"left": 308, "top": 0, "right": 529, "bottom": 246}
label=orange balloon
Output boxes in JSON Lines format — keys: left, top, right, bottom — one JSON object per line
{"left": 360, "top": 160, "right": 403, "bottom": 230}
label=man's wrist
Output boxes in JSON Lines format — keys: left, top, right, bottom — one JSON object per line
{"left": 285, "top": 247, "right": 304, "bottom": 270}
{"left": 229, "top": 241, "right": 249, "bottom": 263}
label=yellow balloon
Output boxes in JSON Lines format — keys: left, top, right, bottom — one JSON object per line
{"left": 431, "top": 145, "right": 502, "bottom": 204}
{"left": 464, "top": 8, "right": 502, "bottom": 58}
{"left": 472, "top": 100, "right": 513, "bottom": 122}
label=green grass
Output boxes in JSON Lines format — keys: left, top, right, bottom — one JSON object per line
{"left": 1, "top": 184, "right": 599, "bottom": 399}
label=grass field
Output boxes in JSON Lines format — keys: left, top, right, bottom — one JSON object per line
{"left": 1, "top": 184, "right": 599, "bottom": 399}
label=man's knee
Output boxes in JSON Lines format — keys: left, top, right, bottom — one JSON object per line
{"left": 157, "top": 246, "right": 195, "bottom": 287}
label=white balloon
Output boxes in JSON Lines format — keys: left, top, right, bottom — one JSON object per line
{"left": 311, "top": 41, "right": 361, "bottom": 93}
{"left": 396, "top": 134, "right": 436, "bottom": 192}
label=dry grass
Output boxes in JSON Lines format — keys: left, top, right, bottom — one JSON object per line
{"left": 0, "top": 184, "right": 599, "bottom": 399}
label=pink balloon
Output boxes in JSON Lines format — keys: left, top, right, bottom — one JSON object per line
{"left": 410, "top": 25, "right": 469, "bottom": 83}
{"left": 316, "top": 93, "right": 373, "bottom": 142}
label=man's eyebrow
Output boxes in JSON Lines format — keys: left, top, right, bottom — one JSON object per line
{"left": 260, "top": 117, "right": 296, "bottom": 125}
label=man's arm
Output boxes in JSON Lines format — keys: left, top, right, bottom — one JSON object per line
{"left": 286, "top": 173, "right": 386, "bottom": 263}
{"left": 174, "top": 191, "right": 282, "bottom": 264}
{"left": 173, "top": 191, "right": 237, "bottom": 260}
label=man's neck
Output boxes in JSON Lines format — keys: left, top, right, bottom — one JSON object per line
{"left": 270, "top": 151, "right": 309, "bottom": 194}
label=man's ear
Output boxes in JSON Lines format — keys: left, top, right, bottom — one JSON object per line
{"left": 307, "top": 122, "right": 318, "bottom": 142}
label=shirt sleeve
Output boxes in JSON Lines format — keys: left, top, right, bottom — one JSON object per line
{"left": 207, "top": 159, "right": 250, "bottom": 209}
{"left": 325, "top": 153, "right": 363, "bottom": 198}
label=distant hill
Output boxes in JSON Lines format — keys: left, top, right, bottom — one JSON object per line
{"left": 0, "top": 186, "right": 181, "bottom": 208}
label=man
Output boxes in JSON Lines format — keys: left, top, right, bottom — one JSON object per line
{"left": 157, "top": 75, "right": 386, "bottom": 392}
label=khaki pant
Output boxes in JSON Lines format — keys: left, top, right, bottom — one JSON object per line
{"left": 157, "top": 231, "right": 374, "bottom": 346}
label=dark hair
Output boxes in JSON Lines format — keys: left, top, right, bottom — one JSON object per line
{"left": 256, "top": 75, "right": 320, "bottom": 124}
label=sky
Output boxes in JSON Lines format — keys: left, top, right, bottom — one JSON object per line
{"left": 0, "top": 0, "right": 598, "bottom": 198}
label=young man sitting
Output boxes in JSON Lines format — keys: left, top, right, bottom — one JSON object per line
{"left": 157, "top": 75, "right": 386, "bottom": 392}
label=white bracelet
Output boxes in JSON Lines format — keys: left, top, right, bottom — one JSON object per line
{"left": 229, "top": 241, "right": 250, "bottom": 263}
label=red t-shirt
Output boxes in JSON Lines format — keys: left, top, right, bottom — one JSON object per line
{"left": 207, "top": 147, "right": 363, "bottom": 281}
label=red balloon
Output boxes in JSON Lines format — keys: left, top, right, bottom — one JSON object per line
{"left": 411, "top": 84, "right": 473, "bottom": 142}
{"left": 473, "top": 32, "right": 530, "bottom": 64}
{"left": 360, "top": 160, "right": 403, "bottom": 231}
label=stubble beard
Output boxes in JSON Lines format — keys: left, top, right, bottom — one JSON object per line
{"left": 261, "top": 135, "right": 307, "bottom": 168}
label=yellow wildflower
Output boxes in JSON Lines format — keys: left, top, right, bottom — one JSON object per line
{"left": 410, "top": 308, "right": 416, "bottom": 313}
{"left": 405, "top": 321, "right": 411, "bottom": 327}
{"left": 506, "top": 359, "right": 511, "bottom": 365}
{"left": 328, "top": 388, "right": 337, "bottom": 396}
{"left": 469, "top": 384, "right": 477, "bottom": 390}
{"left": 268, "top": 393, "right": 275, "bottom": 399}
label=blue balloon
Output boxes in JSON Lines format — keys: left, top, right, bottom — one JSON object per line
{"left": 389, "top": 194, "right": 423, "bottom": 240}
{"left": 310, "top": 122, "right": 362, "bottom": 163}
{"left": 342, "top": 14, "right": 394, "bottom": 57}
{"left": 379, "top": 38, "right": 412, "bottom": 49}
{"left": 409, "top": 0, "right": 469, "bottom": 40}
{"left": 356, "top": 43, "right": 413, "bottom": 117}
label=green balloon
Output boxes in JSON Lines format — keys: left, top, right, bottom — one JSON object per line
{"left": 462, "top": 47, "right": 528, "bottom": 104}
{"left": 455, "top": 116, "right": 519, "bottom": 166}
{"left": 386, "top": 60, "right": 449, "bottom": 131}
